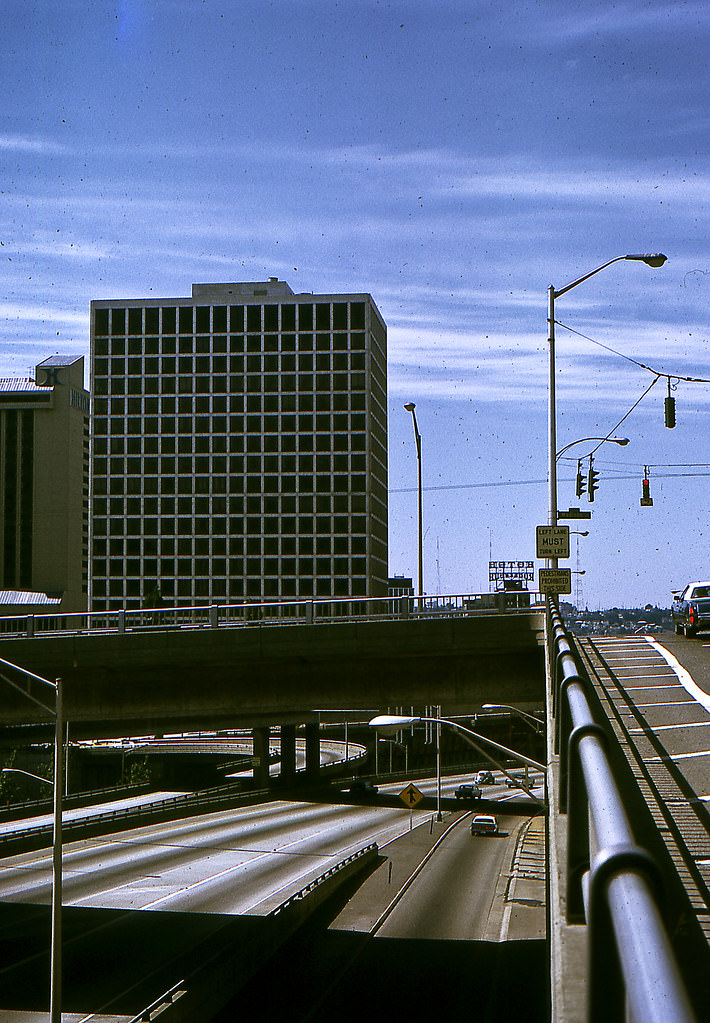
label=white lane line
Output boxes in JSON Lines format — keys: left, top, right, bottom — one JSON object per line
{"left": 637, "top": 701, "right": 696, "bottom": 708}
{"left": 647, "top": 750, "right": 710, "bottom": 762}
{"left": 648, "top": 639, "right": 710, "bottom": 714}
{"left": 612, "top": 672, "right": 678, "bottom": 680}
{"left": 629, "top": 722, "right": 710, "bottom": 733}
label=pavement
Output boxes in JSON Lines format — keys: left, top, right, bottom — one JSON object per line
{"left": 329, "top": 807, "right": 547, "bottom": 940}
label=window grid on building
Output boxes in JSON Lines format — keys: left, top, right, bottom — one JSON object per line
{"left": 90, "top": 285, "right": 387, "bottom": 610}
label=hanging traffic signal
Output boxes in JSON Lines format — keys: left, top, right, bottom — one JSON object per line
{"left": 640, "top": 468, "right": 653, "bottom": 506}
{"left": 575, "top": 459, "right": 587, "bottom": 498}
{"left": 664, "top": 395, "right": 676, "bottom": 428}
{"left": 587, "top": 456, "right": 599, "bottom": 502}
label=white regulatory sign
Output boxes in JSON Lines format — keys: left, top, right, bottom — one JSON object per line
{"left": 536, "top": 525, "right": 570, "bottom": 559}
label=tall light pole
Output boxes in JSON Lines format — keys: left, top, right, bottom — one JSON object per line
{"left": 548, "top": 254, "right": 666, "bottom": 543}
{"left": 0, "top": 660, "right": 63, "bottom": 1023}
{"left": 404, "top": 402, "right": 423, "bottom": 601}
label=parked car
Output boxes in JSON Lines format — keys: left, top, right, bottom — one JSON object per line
{"left": 470, "top": 814, "right": 498, "bottom": 835}
{"left": 474, "top": 770, "right": 495, "bottom": 785}
{"left": 671, "top": 582, "right": 710, "bottom": 637}
{"left": 454, "top": 783, "right": 481, "bottom": 800}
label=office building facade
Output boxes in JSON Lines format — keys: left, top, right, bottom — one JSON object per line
{"left": 89, "top": 279, "right": 387, "bottom": 610}
{"left": 0, "top": 355, "right": 89, "bottom": 612}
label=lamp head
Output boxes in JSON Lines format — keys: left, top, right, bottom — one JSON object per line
{"left": 404, "top": 402, "right": 416, "bottom": 412}
{"left": 625, "top": 253, "right": 667, "bottom": 268}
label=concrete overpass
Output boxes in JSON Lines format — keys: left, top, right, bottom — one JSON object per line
{"left": 0, "top": 606, "right": 546, "bottom": 737}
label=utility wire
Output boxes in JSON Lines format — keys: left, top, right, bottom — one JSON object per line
{"left": 555, "top": 320, "right": 710, "bottom": 384}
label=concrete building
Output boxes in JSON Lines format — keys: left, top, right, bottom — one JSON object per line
{"left": 89, "top": 279, "right": 387, "bottom": 610}
{"left": 0, "top": 355, "right": 89, "bottom": 612}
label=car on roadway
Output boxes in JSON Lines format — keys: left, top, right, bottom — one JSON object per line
{"left": 346, "top": 781, "right": 378, "bottom": 796}
{"left": 454, "top": 783, "right": 482, "bottom": 800}
{"left": 474, "top": 770, "right": 495, "bottom": 785}
{"left": 671, "top": 582, "right": 710, "bottom": 637}
{"left": 470, "top": 814, "right": 498, "bottom": 835}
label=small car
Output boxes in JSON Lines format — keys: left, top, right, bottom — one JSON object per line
{"left": 671, "top": 582, "right": 710, "bottom": 637}
{"left": 454, "top": 783, "right": 481, "bottom": 800}
{"left": 346, "top": 780, "right": 378, "bottom": 796}
{"left": 474, "top": 770, "right": 495, "bottom": 785}
{"left": 470, "top": 814, "right": 498, "bottom": 835}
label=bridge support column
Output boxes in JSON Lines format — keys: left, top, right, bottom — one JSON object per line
{"left": 304, "top": 722, "right": 320, "bottom": 782}
{"left": 279, "top": 724, "right": 297, "bottom": 786}
{"left": 252, "top": 726, "right": 270, "bottom": 789}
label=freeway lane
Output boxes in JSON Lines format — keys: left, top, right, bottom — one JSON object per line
{"left": 592, "top": 634, "right": 710, "bottom": 801}
{"left": 0, "top": 800, "right": 433, "bottom": 917}
{"left": 375, "top": 814, "right": 521, "bottom": 939}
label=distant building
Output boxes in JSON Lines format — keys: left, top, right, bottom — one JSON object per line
{"left": 89, "top": 279, "right": 388, "bottom": 610}
{"left": 0, "top": 355, "right": 89, "bottom": 612}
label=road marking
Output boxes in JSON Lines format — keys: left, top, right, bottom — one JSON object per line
{"left": 629, "top": 721, "right": 710, "bottom": 733}
{"left": 647, "top": 749, "right": 710, "bottom": 762}
{"left": 647, "top": 639, "right": 710, "bottom": 714}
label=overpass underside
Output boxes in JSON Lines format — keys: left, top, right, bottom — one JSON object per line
{"left": 0, "top": 611, "right": 545, "bottom": 739}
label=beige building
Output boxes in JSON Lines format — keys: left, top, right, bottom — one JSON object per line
{"left": 0, "top": 355, "right": 89, "bottom": 613}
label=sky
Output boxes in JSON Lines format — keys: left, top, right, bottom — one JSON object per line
{"left": 1, "top": 0, "right": 709, "bottom": 610}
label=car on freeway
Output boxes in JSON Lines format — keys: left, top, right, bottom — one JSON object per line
{"left": 470, "top": 814, "right": 498, "bottom": 836}
{"left": 346, "top": 780, "right": 378, "bottom": 796}
{"left": 474, "top": 770, "right": 495, "bottom": 785}
{"left": 454, "top": 783, "right": 482, "bottom": 800}
{"left": 671, "top": 582, "right": 710, "bottom": 637}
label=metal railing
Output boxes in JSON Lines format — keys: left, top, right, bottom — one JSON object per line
{"left": 548, "top": 599, "right": 696, "bottom": 1023}
{"left": 0, "top": 590, "right": 544, "bottom": 640}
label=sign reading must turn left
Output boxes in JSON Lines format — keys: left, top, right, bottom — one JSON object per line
{"left": 536, "top": 525, "right": 570, "bottom": 559}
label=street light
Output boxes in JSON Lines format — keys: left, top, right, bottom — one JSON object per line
{"left": 555, "top": 436, "right": 629, "bottom": 461}
{"left": 480, "top": 704, "right": 544, "bottom": 734}
{"left": 403, "top": 402, "right": 423, "bottom": 602}
{"left": 369, "top": 713, "right": 546, "bottom": 804}
{"left": 548, "top": 254, "right": 666, "bottom": 542}
{"left": 0, "top": 659, "right": 63, "bottom": 1023}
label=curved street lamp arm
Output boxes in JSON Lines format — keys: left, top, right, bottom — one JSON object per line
{"left": 552, "top": 254, "right": 666, "bottom": 300}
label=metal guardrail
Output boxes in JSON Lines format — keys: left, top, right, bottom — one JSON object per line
{"left": 548, "top": 599, "right": 696, "bottom": 1023}
{"left": 0, "top": 590, "right": 544, "bottom": 639}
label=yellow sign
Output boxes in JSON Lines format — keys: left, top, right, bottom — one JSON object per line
{"left": 399, "top": 783, "right": 424, "bottom": 808}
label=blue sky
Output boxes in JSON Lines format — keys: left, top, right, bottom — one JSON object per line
{"left": 2, "top": 0, "right": 709, "bottom": 609}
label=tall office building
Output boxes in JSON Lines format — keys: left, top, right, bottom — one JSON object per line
{"left": 0, "top": 355, "right": 89, "bottom": 612}
{"left": 89, "top": 279, "right": 387, "bottom": 610}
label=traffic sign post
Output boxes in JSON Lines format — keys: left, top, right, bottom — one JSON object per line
{"left": 539, "top": 568, "right": 572, "bottom": 595}
{"left": 536, "top": 525, "right": 570, "bottom": 560}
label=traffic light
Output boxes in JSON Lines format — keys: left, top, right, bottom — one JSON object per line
{"left": 587, "top": 456, "right": 599, "bottom": 502}
{"left": 640, "top": 470, "right": 653, "bottom": 506}
{"left": 664, "top": 395, "right": 676, "bottom": 428}
{"left": 575, "top": 459, "right": 587, "bottom": 498}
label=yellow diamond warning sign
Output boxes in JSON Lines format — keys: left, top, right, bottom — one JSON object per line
{"left": 399, "top": 783, "right": 424, "bottom": 808}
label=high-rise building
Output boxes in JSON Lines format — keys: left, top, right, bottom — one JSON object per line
{"left": 89, "top": 279, "right": 387, "bottom": 610}
{"left": 0, "top": 355, "right": 89, "bottom": 612}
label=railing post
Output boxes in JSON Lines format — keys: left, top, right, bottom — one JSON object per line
{"left": 305, "top": 601, "right": 313, "bottom": 625}
{"left": 209, "top": 605, "right": 218, "bottom": 628}
{"left": 26, "top": 615, "right": 34, "bottom": 638}
{"left": 400, "top": 595, "right": 409, "bottom": 620}
{"left": 118, "top": 610, "right": 125, "bottom": 635}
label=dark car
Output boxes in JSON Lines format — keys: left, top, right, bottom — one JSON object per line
{"left": 671, "top": 582, "right": 710, "bottom": 637}
{"left": 346, "top": 780, "right": 378, "bottom": 796}
{"left": 454, "top": 783, "right": 481, "bottom": 800}
{"left": 474, "top": 770, "right": 495, "bottom": 785}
